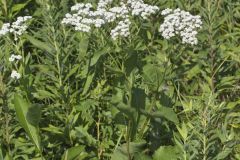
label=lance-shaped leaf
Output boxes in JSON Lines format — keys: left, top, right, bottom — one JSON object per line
{"left": 11, "top": 0, "right": 32, "bottom": 16}
{"left": 0, "top": 146, "right": 3, "bottom": 160}
{"left": 61, "top": 146, "right": 86, "bottom": 160}
{"left": 153, "top": 145, "right": 182, "bottom": 160}
{"left": 111, "top": 141, "right": 146, "bottom": 160}
{"left": 14, "top": 94, "right": 42, "bottom": 152}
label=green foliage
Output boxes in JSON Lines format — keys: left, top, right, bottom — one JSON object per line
{"left": 14, "top": 94, "right": 42, "bottom": 154}
{"left": 153, "top": 145, "right": 181, "bottom": 160}
{"left": 62, "top": 146, "right": 87, "bottom": 160}
{"left": 0, "top": 0, "right": 239, "bottom": 159}
{"left": 111, "top": 141, "right": 146, "bottom": 160}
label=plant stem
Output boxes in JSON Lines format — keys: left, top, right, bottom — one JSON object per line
{"left": 114, "top": 129, "right": 124, "bottom": 152}
{"left": 207, "top": 0, "right": 216, "bottom": 93}
{"left": 3, "top": 93, "right": 11, "bottom": 157}
{"left": 19, "top": 38, "right": 25, "bottom": 76}
{"left": 97, "top": 112, "right": 102, "bottom": 159}
{"left": 4, "top": 112, "right": 10, "bottom": 153}
{"left": 53, "top": 28, "right": 62, "bottom": 87}
{"left": 202, "top": 95, "right": 211, "bottom": 160}
{"left": 202, "top": 111, "right": 207, "bottom": 160}
{"left": 126, "top": 80, "right": 133, "bottom": 160}
{"left": 127, "top": 120, "right": 132, "bottom": 160}
{"left": 139, "top": 93, "right": 156, "bottom": 139}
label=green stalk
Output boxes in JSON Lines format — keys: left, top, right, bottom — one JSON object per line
{"left": 139, "top": 93, "right": 156, "bottom": 139}
{"left": 207, "top": 0, "right": 216, "bottom": 94}
{"left": 97, "top": 110, "right": 102, "bottom": 159}
{"left": 126, "top": 78, "right": 133, "bottom": 160}
{"left": 53, "top": 37, "right": 62, "bottom": 87}
{"left": 139, "top": 61, "right": 168, "bottom": 139}
{"left": 1, "top": 0, "right": 7, "bottom": 17}
{"left": 113, "top": 129, "right": 124, "bottom": 152}
{"left": 2, "top": 92, "right": 12, "bottom": 158}
{"left": 4, "top": 109, "right": 11, "bottom": 155}
{"left": 126, "top": 120, "right": 132, "bottom": 160}
{"left": 19, "top": 38, "right": 25, "bottom": 76}
{"left": 202, "top": 107, "right": 208, "bottom": 160}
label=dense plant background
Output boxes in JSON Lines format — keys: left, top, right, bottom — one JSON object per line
{"left": 0, "top": 0, "right": 240, "bottom": 159}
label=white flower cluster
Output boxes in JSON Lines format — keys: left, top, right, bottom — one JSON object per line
{"left": 10, "top": 16, "right": 32, "bottom": 37}
{"left": 127, "top": 0, "right": 159, "bottom": 19}
{"left": 159, "top": 8, "right": 202, "bottom": 45}
{"left": 9, "top": 54, "right": 22, "bottom": 79}
{"left": 62, "top": 0, "right": 159, "bottom": 40}
{"left": 111, "top": 19, "right": 131, "bottom": 40}
{"left": 62, "top": 3, "right": 106, "bottom": 32}
{"left": 11, "top": 70, "right": 21, "bottom": 79}
{"left": 108, "top": 2, "right": 131, "bottom": 40}
{"left": 9, "top": 54, "right": 22, "bottom": 62}
{"left": 0, "top": 17, "right": 30, "bottom": 80}
{"left": 0, "top": 16, "right": 32, "bottom": 40}
{"left": 0, "top": 23, "right": 10, "bottom": 36}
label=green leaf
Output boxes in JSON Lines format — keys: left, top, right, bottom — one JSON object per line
{"left": 111, "top": 141, "right": 146, "bottom": 160}
{"left": 176, "top": 123, "right": 188, "bottom": 140}
{"left": 82, "top": 72, "right": 95, "bottom": 95}
{"left": 11, "top": 0, "right": 32, "bottom": 16}
{"left": 14, "top": 94, "right": 42, "bottom": 152}
{"left": 90, "top": 47, "right": 110, "bottom": 66}
{"left": 153, "top": 103, "right": 179, "bottom": 124}
{"left": 143, "top": 64, "right": 164, "bottom": 91}
{"left": 134, "top": 153, "right": 152, "bottom": 160}
{"left": 31, "top": 158, "right": 43, "bottom": 160}
{"left": 41, "top": 125, "right": 63, "bottom": 135}
{"left": 153, "top": 146, "right": 181, "bottom": 160}
{"left": 64, "top": 65, "right": 79, "bottom": 82}
{"left": 76, "top": 33, "right": 89, "bottom": 57}
{"left": 215, "top": 148, "right": 233, "bottom": 160}
{"left": 0, "top": 147, "right": 3, "bottom": 160}
{"left": 185, "top": 64, "right": 201, "bottom": 79}
{"left": 1, "top": 0, "right": 7, "bottom": 16}
{"left": 74, "top": 126, "right": 97, "bottom": 145}
{"left": 115, "top": 102, "right": 136, "bottom": 118}
{"left": 147, "top": 31, "right": 152, "bottom": 40}
{"left": 26, "top": 104, "right": 42, "bottom": 126}
{"left": 3, "top": 153, "right": 11, "bottom": 160}
{"left": 124, "top": 52, "right": 138, "bottom": 76}
{"left": 32, "top": 90, "right": 55, "bottom": 100}
{"left": 62, "top": 146, "right": 86, "bottom": 160}
{"left": 131, "top": 88, "right": 146, "bottom": 110}
{"left": 25, "top": 35, "right": 55, "bottom": 53}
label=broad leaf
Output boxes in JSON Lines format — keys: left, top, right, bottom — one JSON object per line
{"left": 25, "top": 35, "right": 55, "bottom": 53}
{"left": 82, "top": 72, "right": 95, "bottom": 95}
{"left": 155, "top": 102, "right": 179, "bottom": 124}
{"left": 14, "top": 94, "right": 42, "bottom": 152}
{"left": 153, "top": 145, "right": 182, "bottom": 160}
{"left": 62, "top": 146, "right": 86, "bottom": 160}
{"left": 111, "top": 141, "right": 146, "bottom": 160}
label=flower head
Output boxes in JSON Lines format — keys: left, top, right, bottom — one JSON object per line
{"left": 11, "top": 70, "right": 21, "bottom": 79}
{"left": 62, "top": 0, "right": 159, "bottom": 40}
{"left": 127, "top": 0, "right": 159, "bottom": 19}
{"left": 0, "top": 23, "right": 10, "bottom": 36}
{"left": 0, "top": 16, "right": 32, "bottom": 40}
{"left": 111, "top": 19, "right": 131, "bottom": 40}
{"left": 159, "top": 8, "right": 202, "bottom": 45}
{"left": 9, "top": 54, "right": 22, "bottom": 62}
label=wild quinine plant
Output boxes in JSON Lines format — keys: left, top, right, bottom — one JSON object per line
{"left": 159, "top": 8, "right": 202, "bottom": 45}
{"left": 0, "top": 0, "right": 239, "bottom": 160}
{"left": 0, "top": 15, "right": 32, "bottom": 79}
{"left": 62, "top": 0, "right": 159, "bottom": 39}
